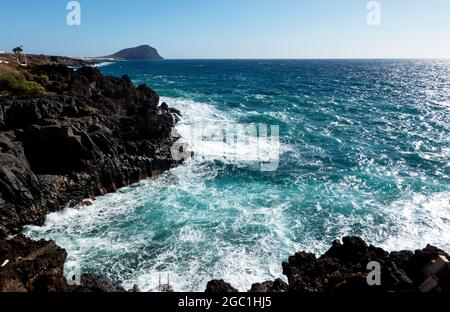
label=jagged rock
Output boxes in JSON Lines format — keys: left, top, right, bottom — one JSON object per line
{"left": 205, "top": 280, "right": 238, "bottom": 293}
{"left": 281, "top": 237, "right": 449, "bottom": 293}
{"left": 203, "top": 237, "right": 450, "bottom": 294}
{"left": 0, "top": 235, "right": 67, "bottom": 292}
{"left": 0, "top": 235, "right": 125, "bottom": 292}
{"left": 0, "top": 65, "right": 181, "bottom": 237}
{"left": 391, "top": 245, "right": 450, "bottom": 285}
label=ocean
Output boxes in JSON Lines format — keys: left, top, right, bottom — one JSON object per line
{"left": 24, "top": 59, "right": 450, "bottom": 291}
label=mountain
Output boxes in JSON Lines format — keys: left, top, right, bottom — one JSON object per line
{"left": 105, "top": 45, "right": 163, "bottom": 60}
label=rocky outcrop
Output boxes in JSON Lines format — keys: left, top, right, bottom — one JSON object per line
{"left": 0, "top": 234, "right": 67, "bottom": 292}
{"left": 0, "top": 235, "right": 124, "bottom": 292}
{"left": 0, "top": 65, "right": 181, "bottom": 238}
{"left": 207, "top": 237, "right": 450, "bottom": 293}
{"left": 0, "top": 63, "right": 181, "bottom": 292}
{"left": 282, "top": 237, "right": 413, "bottom": 292}
{"left": 282, "top": 237, "right": 450, "bottom": 292}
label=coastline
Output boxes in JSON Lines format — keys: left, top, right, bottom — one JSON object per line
{"left": 0, "top": 62, "right": 182, "bottom": 291}
{"left": 1, "top": 61, "right": 449, "bottom": 293}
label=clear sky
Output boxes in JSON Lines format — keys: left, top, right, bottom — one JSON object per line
{"left": 1, "top": 0, "right": 449, "bottom": 59}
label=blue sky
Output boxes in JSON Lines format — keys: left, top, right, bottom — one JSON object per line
{"left": 1, "top": 0, "right": 449, "bottom": 59}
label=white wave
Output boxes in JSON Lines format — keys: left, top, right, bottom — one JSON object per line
{"left": 162, "top": 96, "right": 285, "bottom": 169}
{"left": 91, "top": 61, "right": 115, "bottom": 68}
{"left": 380, "top": 191, "right": 450, "bottom": 252}
{"left": 253, "top": 94, "right": 268, "bottom": 100}
{"left": 309, "top": 190, "right": 450, "bottom": 255}
{"left": 179, "top": 225, "right": 204, "bottom": 243}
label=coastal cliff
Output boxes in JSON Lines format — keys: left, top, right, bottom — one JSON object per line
{"left": 0, "top": 64, "right": 181, "bottom": 237}
{"left": 0, "top": 63, "right": 181, "bottom": 291}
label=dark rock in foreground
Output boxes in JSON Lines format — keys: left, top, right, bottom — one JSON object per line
{"left": 0, "top": 235, "right": 124, "bottom": 292}
{"left": 207, "top": 237, "right": 450, "bottom": 293}
{"left": 0, "top": 234, "right": 67, "bottom": 291}
{"left": 282, "top": 237, "right": 450, "bottom": 292}
{"left": 0, "top": 65, "right": 181, "bottom": 237}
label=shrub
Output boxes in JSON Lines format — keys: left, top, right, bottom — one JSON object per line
{"left": 0, "top": 72, "right": 45, "bottom": 95}
{"left": 34, "top": 74, "right": 50, "bottom": 86}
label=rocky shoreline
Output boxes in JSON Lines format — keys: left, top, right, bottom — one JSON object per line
{"left": 0, "top": 53, "right": 96, "bottom": 68}
{"left": 1, "top": 64, "right": 449, "bottom": 293}
{"left": 2, "top": 234, "right": 449, "bottom": 292}
{"left": 0, "top": 64, "right": 182, "bottom": 237}
{"left": 209, "top": 236, "right": 450, "bottom": 293}
{"left": 0, "top": 64, "right": 182, "bottom": 291}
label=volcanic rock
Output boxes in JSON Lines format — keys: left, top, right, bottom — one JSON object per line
{"left": 206, "top": 237, "right": 450, "bottom": 293}
{"left": 0, "top": 64, "right": 181, "bottom": 237}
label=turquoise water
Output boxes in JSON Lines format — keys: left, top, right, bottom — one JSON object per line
{"left": 24, "top": 60, "right": 450, "bottom": 291}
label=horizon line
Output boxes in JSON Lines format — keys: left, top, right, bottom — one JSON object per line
{"left": 102, "top": 57, "right": 450, "bottom": 61}
{"left": 2, "top": 51, "right": 449, "bottom": 61}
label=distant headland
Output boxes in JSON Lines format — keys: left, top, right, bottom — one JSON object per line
{"left": 0, "top": 44, "right": 164, "bottom": 68}
{"left": 97, "top": 44, "right": 164, "bottom": 61}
